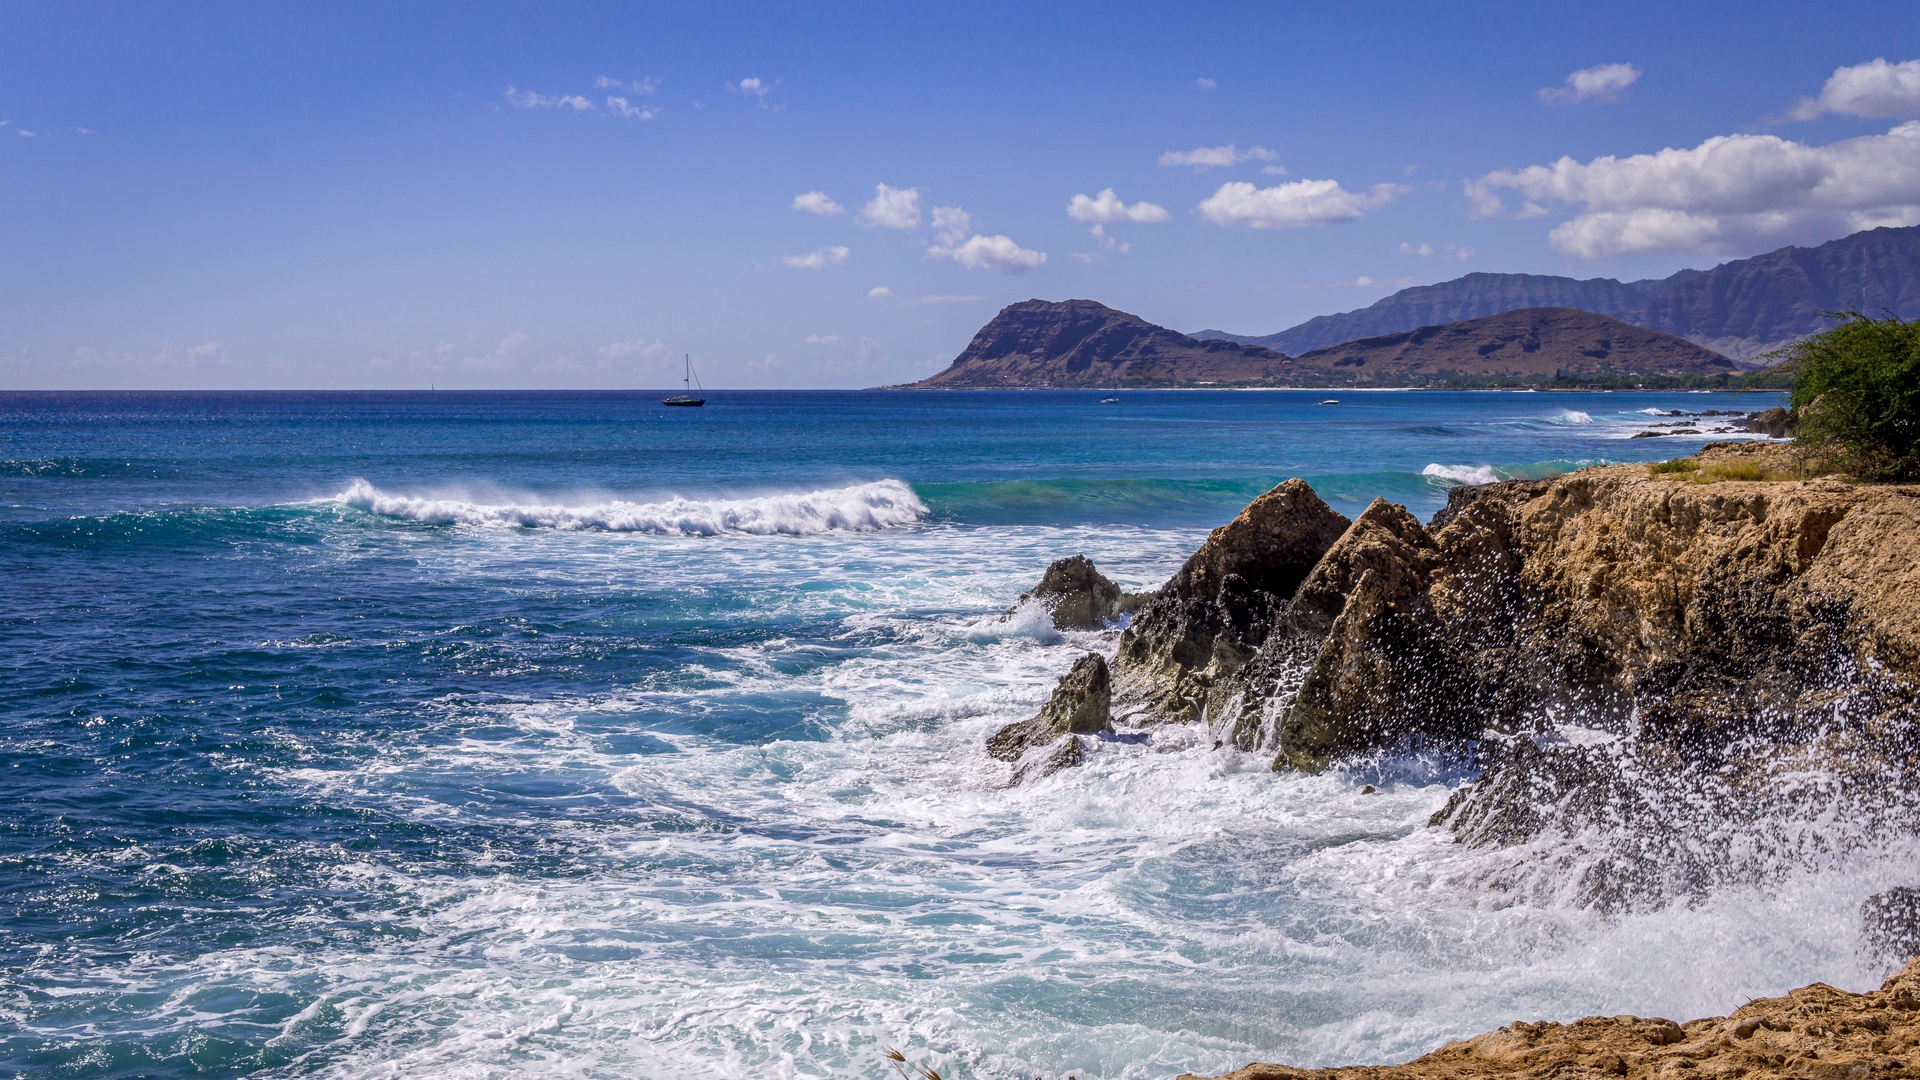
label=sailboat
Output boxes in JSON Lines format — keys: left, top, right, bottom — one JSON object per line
{"left": 662, "top": 355, "right": 706, "bottom": 407}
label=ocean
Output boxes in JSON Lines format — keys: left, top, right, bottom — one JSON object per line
{"left": 3, "top": 387, "right": 1897, "bottom": 1080}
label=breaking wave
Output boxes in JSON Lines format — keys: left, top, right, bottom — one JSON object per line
{"left": 1422, "top": 463, "right": 1502, "bottom": 486}
{"left": 334, "top": 478, "right": 929, "bottom": 535}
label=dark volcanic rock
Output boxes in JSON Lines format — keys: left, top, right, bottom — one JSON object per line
{"left": 1633, "top": 225, "right": 1920, "bottom": 361}
{"left": 987, "top": 653, "right": 1113, "bottom": 778}
{"left": 1741, "top": 405, "right": 1796, "bottom": 438}
{"left": 913, "top": 299, "right": 1294, "bottom": 388}
{"left": 1009, "top": 555, "right": 1124, "bottom": 630}
{"left": 1200, "top": 224, "right": 1920, "bottom": 364}
{"left": 1200, "top": 271, "right": 1665, "bottom": 355}
{"left": 1289, "top": 307, "right": 1735, "bottom": 385}
{"left": 1113, "top": 479, "right": 1350, "bottom": 725}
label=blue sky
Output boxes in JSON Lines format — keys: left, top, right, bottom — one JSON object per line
{"left": 5, "top": 1, "right": 1920, "bottom": 389}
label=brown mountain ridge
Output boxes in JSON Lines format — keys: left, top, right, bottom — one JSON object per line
{"left": 907, "top": 299, "right": 1737, "bottom": 389}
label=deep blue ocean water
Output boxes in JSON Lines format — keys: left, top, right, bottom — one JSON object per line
{"left": 8, "top": 387, "right": 1895, "bottom": 1080}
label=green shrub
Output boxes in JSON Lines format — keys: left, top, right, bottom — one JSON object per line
{"left": 1787, "top": 311, "right": 1920, "bottom": 479}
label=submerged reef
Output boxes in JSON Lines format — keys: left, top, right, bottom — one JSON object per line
{"left": 1183, "top": 956, "right": 1920, "bottom": 1079}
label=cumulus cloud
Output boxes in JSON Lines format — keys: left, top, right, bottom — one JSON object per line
{"left": 804, "top": 334, "right": 842, "bottom": 345}
{"left": 606, "top": 96, "right": 657, "bottom": 120}
{"left": 941, "top": 235, "right": 1047, "bottom": 272}
{"left": 782, "top": 245, "right": 850, "bottom": 270}
{"left": 1197, "top": 178, "right": 1400, "bottom": 228}
{"left": 924, "top": 204, "right": 1044, "bottom": 272}
{"left": 792, "top": 190, "right": 846, "bottom": 216}
{"left": 1465, "top": 121, "right": 1920, "bottom": 258}
{"left": 867, "top": 286, "right": 894, "bottom": 300}
{"left": 930, "top": 205, "right": 972, "bottom": 244}
{"left": 1787, "top": 58, "right": 1920, "bottom": 121}
{"left": 1158, "top": 144, "right": 1278, "bottom": 170}
{"left": 1539, "top": 62, "right": 1641, "bottom": 105}
{"left": 862, "top": 183, "right": 923, "bottom": 229}
{"left": 1066, "top": 188, "right": 1170, "bottom": 223}
{"left": 731, "top": 76, "right": 774, "bottom": 102}
{"left": 505, "top": 87, "right": 593, "bottom": 111}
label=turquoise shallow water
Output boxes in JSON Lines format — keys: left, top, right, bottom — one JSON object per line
{"left": 11, "top": 387, "right": 1900, "bottom": 1080}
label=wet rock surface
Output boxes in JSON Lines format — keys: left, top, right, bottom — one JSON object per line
{"left": 988, "top": 653, "right": 1113, "bottom": 780}
{"left": 1008, "top": 555, "right": 1142, "bottom": 630}
{"left": 1183, "top": 957, "right": 1920, "bottom": 1080}
{"left": 1112, "top": 478, "right": 1350, "bottom": 728}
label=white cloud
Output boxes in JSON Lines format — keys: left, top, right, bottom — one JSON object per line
{"left": 792, "top": 190, "right": 846, "bottom": 216}
{"left": 17, "top": 128, "right": 36, "bottom": 137}
{"left": 1158, "top": 144, "right": 1278, "bottom": 170}
{"left": 782, "top": 245, "right": 850, "bottom": 270}
{"left": 1066, "top": 188, "right": 1170, "bottom": 223}
{"left": 1074, "top": 223, "right": 1131, "bottom": 260}
{"left": 930, "top": 205, "right": 972, "bottom": 244}
{"left": 804, "top": 334, "right": 842, "bottom": 345}
{"left": 1196, "top": 77, "right": 1217, "bottom": 90}
{"left": 1539, "top": 62, "right": 1641, "bottom": 105}
{"left": 862, "top": 183, "right": 922, "bottom": 229}
{"left": 731, "top": 76, "right": 773, "bottom": 101}
{"left": 1197, "top": 178, "right": 1400, "bottom": 228}
{"left": 505, "top": 87, "right": 593, "bottom": 111}
{"left": 606, "top": 96, "right": 657, "bottom": 120}
{"left": 867, "top": 286, "right": 894, "bottom": 300}
{"left": 1465, "top": 120, "right": 1920, "bottom": 257}
{"left": 934, "top": 234, "right": 1047, "bottom": 273}
{"left": 921, "top": 205, "right": 1046, "bottom": 273}
{"left": 1787, "top": 58, "right": 1920, "bottom": 121}
{"left": 1401, "top": 241, "right": 1474, "bottom": 261}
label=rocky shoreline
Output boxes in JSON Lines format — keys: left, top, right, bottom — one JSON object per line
{"left": 1181, "top": 957, "right": 1920, "bottom": 1080}
{"left": 991, "top": 441, "right": 1920, "bottom": 1074}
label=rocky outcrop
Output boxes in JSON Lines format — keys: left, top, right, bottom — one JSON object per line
{"left": 988, "top": 653, "right": 1113, "bottom": 781}
{"left": 911, "top": 299, "right": 1295, "bottom": 388}
{"left": 1181, "top": 956, "right": 1920, "bottom": 1080}
{"left": 1200, "top": 224, "right": 1920, "bottom": 364}
{"left": 1111, "top": 480, "right": 1351, "bottom": 728}
{"left": 1007, "top": 555, "right": 1142, "bottom": 630}
{"left": 1086, "top": 444, "right": 1919, "bottom": 904}
{"left": 1290, "top": 308, "right": 1736, "bottom": 385}
{"left": 1196, "top": 272, "right": 1665, "bottom": 355}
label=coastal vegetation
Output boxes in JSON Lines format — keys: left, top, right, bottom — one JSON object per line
{"left": 1788, "top": 310, "right": 1920, "bottom": 479}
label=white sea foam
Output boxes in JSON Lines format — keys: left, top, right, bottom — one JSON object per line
{"left": 41, "top": 515, "right": 1901, "bottom": 1080}
{"left": 1552, "top": 410, "right": 1596, "bottom": 424}
{"left": 333, "top": 477, "right": 928, "bottom": 535}
{"left": 1421, "top": 463, "right": 1501, "bottom": 486}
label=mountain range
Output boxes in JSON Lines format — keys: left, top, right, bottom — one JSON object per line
{"left": 908, "top": 301, "right": 1736, "bottom": 389}
{"left": 1194, "top": 225, "right": 1920, "bottom": 361}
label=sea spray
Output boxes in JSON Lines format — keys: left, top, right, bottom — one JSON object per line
{"left": 334, "top": 477, "right": 928, "bottom": 535}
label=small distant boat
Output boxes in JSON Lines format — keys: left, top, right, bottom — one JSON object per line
{"left": 662, "top": 355, "right": 706, "bottom": 407}
{"left": 1100, "top": 396, "right": 1119, "bottom": 404}
{"left": 1316, "top": 398, "right": 1340, "bottom": 405}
